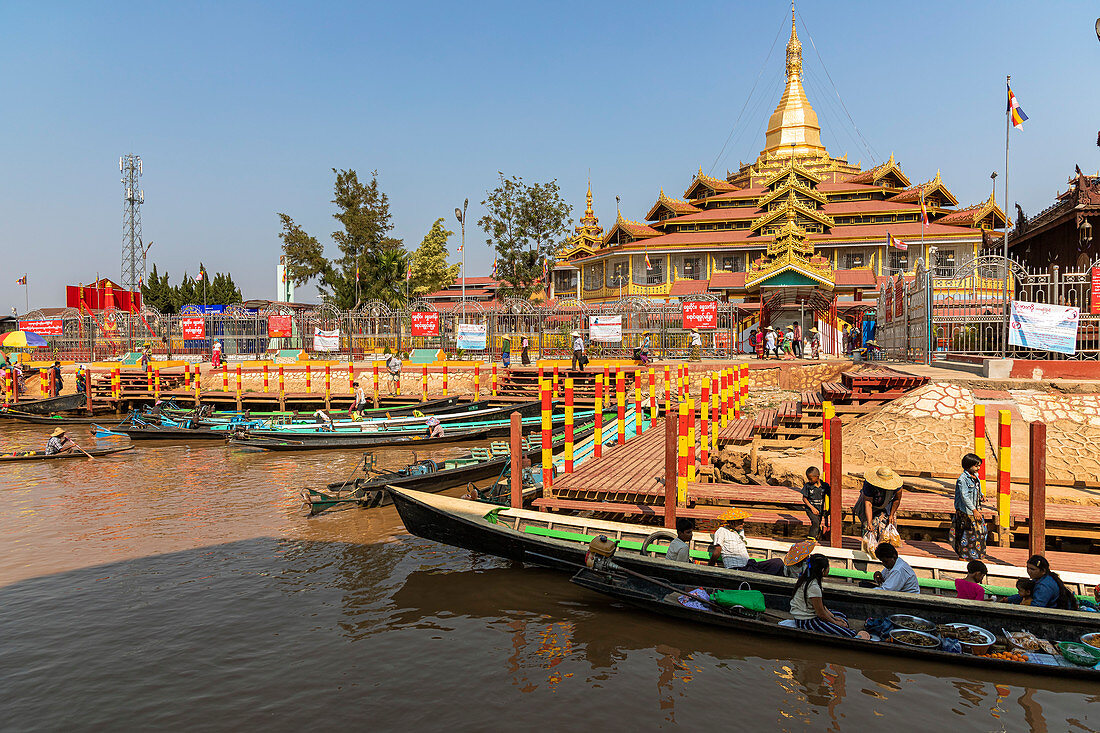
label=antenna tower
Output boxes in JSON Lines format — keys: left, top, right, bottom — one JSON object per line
{"left": 120, "top": 154, "right": 145, "bottom": 292}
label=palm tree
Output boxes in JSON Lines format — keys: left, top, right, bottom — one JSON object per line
{"left": 365, "top": 249, "right": 409, "bottom": 309}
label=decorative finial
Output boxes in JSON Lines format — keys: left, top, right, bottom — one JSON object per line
{"left": 786, "top": 4, "right": 802, "bottom": 79}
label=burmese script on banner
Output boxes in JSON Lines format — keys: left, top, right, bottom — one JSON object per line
{"left": 1008, "top": 300, "right": 1079, "bottom": 355}
{"left": 267, "top": 315, "right": 293, "bottom": 338}
{"left": 589, "top": 315, "right": 622, "bottom": 342}
{"left": 682, "top": 301, "right": 718, "bottom": 330}
{"left": 313, "top": 327, "right": 340, "bottom": 352}
{"left": 411, "top": 311, "right": 440, "bottom": 337}
{"left": 18, "top": 319, "right": 63, "bottom": 336}
{"left": 180, "top": 317, "right": 206, "bottom": 339}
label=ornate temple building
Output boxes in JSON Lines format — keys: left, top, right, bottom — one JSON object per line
{"left": 553, "top": 9, "right": 1007, "bottom": 319}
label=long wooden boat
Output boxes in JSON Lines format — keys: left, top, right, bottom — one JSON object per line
{"left": 250, "top": 400, "right": 547, "bottom": 435}
{"left": 0, "top": 409, "right": 104, "bottom": 425}
{"left": 387, "top": 487, "right": 1100, "bottom": 632}
{"left": 570, "top": 567, "right": 1100, "bottom": 680}
{"left": 117, "top": 425, "right": 225, "bottom": 440}
{"left": 2, "top": 393, "right": 87, "bottom": 415}
{"left": 0, "top": 445, "right": 135, "bottom": 462}
{"left": 227, "top": 426, "right": 493, "bottom": 451}
{"left": 162, "top": 396, "right": 474, "bottom": 424}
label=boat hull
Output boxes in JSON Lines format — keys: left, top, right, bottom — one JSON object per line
{"left": 0, "top": 445, "right": 135, "bottom": 462}
{"left": 230, "top": 427, "right": 493, "bottom": 451}
{"left": 3, "top": 393, "right": 87, "bottom": 415}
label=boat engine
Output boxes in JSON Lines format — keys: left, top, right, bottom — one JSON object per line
{"left": 584, "top": 535, "right": 619, "bottom": 571}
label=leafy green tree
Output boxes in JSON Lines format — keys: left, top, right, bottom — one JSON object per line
{"left": 366, "top": 249, "right": 411, "bottom": 309}
{"left": 278, "top": 168, "right": 405, "bottom": 309}
{"left": 478, "top": 173, "right": 572, "bottom": 299}
{"left": 408, "top": 218, "right": 459, "bottom": 298}
{"left": 141, "top": 264, "right": 176, "bottom": 313}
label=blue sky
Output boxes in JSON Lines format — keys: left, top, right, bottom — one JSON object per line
{"left": 2, "top": 1, "right": 1098, "bottom": 311}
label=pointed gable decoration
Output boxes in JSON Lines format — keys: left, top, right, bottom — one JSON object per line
{"left": 761, "top": 156, "right": 824, "bottom": 189}
{"left": 888, "top": 170, "right": 959, "bottom": 207}
{"left": 684, "top": 167, "right": 739, "bottom": 200}
{"left": 602, "top": 211, "right": 660, "bottom": 246}
{"left": 758, "top": 171, "right": 827, "bottom": 208}
{"left": 745, "top": 210, "right": 834, "bottom": 290}
{"left": 843, "top": 153, "right": 911, "bottom": 189}
{"left": 645, "top": 188, "right": 701, "bottom": 222}
{"left": 934, "top": 194, "right": 1008, "bottom": 229}
{"left": 751, "top": 189, "right": 834, "bottom": 233}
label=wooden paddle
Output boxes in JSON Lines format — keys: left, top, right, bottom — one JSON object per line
{"left": 70, "top": 441, "right": 95, "bottom": 459}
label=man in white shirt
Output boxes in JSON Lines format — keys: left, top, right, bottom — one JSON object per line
{"left": 666, "top": 518, "right": 694, "bottom": 563}
{"left": 871, "top": 542, "right": 920, "bottom": 593}
{"left": 711, "top": 513, "right": 787, "bottom": 575}
{"left": 571, "top": 331, "right": 586, "bottom": 372}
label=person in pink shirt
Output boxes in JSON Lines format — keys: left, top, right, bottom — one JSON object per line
{"left": 954, "top": 559, "right": 988, "bottom": 601}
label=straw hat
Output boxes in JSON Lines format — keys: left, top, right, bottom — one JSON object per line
{"left": 570, "top": 330, "right": 581, "bottom": 337}
{"left": 690, "top": 328, "right": 698, "bottom": 333}
{"left": 50, "top": 427, "right": 66, "bottom": 437}
{"left": 717, "top": 508, "right": 750, "bottom": 522}
{"left": 863, "top": 465, "right": 903, "bottom": 491}
{"left": 809, "top": 327, "right": 819, "bottom": 333}
{"left": 783, "top": 538, "right": 817, "bottom": 566}
{"left": 765, "top": 326, "right": 774, "bottom": 331}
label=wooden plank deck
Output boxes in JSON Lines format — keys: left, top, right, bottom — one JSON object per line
{"left": 549, "top": 417, "right": 669, "bottom": 495}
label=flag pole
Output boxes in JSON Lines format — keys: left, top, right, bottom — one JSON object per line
{"left": 24, "top": 276, "right": 28, "bottom": 314}
{"left": 1002, "top": 74, "right": 1011, "bottom": 358}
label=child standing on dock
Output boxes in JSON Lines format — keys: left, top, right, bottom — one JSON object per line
{"left": 800, "top": 466, "right": 830, "bottom": 540}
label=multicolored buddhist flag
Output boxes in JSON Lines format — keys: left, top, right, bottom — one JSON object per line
{"left": 491, "top": 258, "right": 498, "bottom": 279}
{"left": 16, "top": 275, "right": 27, "bottom": 285}
{"left": 645, "top": 252, "right": 652, "bottom": 270}
{"left": 1008, "top": 85, "right": 1028, "bottom": 130}
{"left": 888, "top": 232, "right": 908, "bottom": 250}
{"left": 920, "top": 193, "right": 929, "bottom": 225}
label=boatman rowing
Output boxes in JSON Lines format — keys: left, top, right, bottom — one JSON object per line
{"left": 45, "top": 427, "right": 77, "bottom": 455}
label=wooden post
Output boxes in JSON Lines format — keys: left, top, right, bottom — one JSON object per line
{"left": 222, "top": 364, "right": 228, "bottom": 393}
{"left": 154, "top": 368, "right": 160, "bottom": 399}
{"left": 473, "top": 363, "right": 480, "bottom": 398}
{"left": 552, "top": 365, "right": 559, "bottom": 396}
{"left": 184, "top": 363, "right": 191, "bottom": 390}
{"left": 372, "top": 361, "right": 379, "bottom": 407}
{"left": 719, "top": 370, "right": 729, "bottom": 428}
{"left": 594, "top": 372, "right": 603, "bottom": 459}
{"left": 348, "top": 361, "right": 354, "bottom": 395}
{"left": 633, "top": 369, "right": 642, "bottom": 435}
{"left": 195, "top": 365, "right": 201, "bottom": 405}
{"left": 564, "top": 377, "right": 574, "bottom": 473}
{"left": 422, "top": 365, "right": 428, "bottom": 400}
{"left": 324, "top": 363, "right": 331, "bottom": 410}
{"left": 700, "top": 380, "right": 710, "bottom": 469}
{"left": 664, "top": 415, "right": 677, "bottom": 528}
{"left": 733, "top": 367, "right": 741, "bottom": 419}
{"left": 974, "top": 404, "right": 986, "bottom": 499}
{"left": 740, "top": 363, "right": 748, "bottom": 404}
{"left": 541, "top": 376, "right": 553, "bottom": 497}
{"left": 41, "top": 368, "right": 49, "bottom": 397}
{"left": 823, "top": 401, "right": 834, "bottom": 477}
{"left": 828, "top": 417, "right": 843, "bottom": 548}
{"left": 263, "top": 364, "right": 269, "bottom": 394}
{"left": 648, "top": 367, "right": 656, "bottom": 419}
{"left": 48, "top": 369, "right": 57, "bottom": 398}
{"left": 235, "top": 364, "right": 243, "bottom": 410}
{"left": 491, "top": 364, "right": 498, "bottom": 396}
{"left": 510, "top": 411, "right": 523, "bottom": 509}
{"left": 677, "top": 399, "right": 688, "bottom": 505}
{"left": 998, "top": 409, "right": 1012, "bottom": 547}
{"left": 146, "top": 366, "right": 153, "bottom": 395}
{"left": 442, "top": 364, "right": 448, "bottom": 396}
{"left": 711, "top": 372, "right": 720, "bottom": 455}
{"left": 1028, "top": 420, "right": 1046, "bottom": 556}
{"left": 305, "top": 364, "right": 312, "bottom": 394}
{"left": 687, "top": 398, "right": 696, "bottom": 482}
{"left": 616, "top": 368, "right": 625, "bottom": 445}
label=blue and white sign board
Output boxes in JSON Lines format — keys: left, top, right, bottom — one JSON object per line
{"left": 1008, "top": 300, "right": 1079, "bottom": 355}
{"left": 589, "top": 315, "right": 622, "bottom": 343}
{"left": 456, "top": 323, "right": 487, "bottom": 350}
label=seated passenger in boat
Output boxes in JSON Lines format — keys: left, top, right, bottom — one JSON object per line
{"left": 954, "top": 560, "right": 988, "bottom": 601}
{"left": 781, "top": 538, "right": 816, "bottom": 578}
{"left": 313, "top": 409, "right": 335, "bottom": 431}
{"left": 1003, "top": 555, "right": 1078, "bottom": 610}
{"left": 425, "top": 415, "right": 444, "bottom": 438}
{"left": 866, "top": 543, "right": 920, "bottom": 593}
{"left": 44, "top": 427, "right": 76, "bottom": 455}
{"left": 790, "top": 555, "right": 871, "bottom": 639}
{"left": 666, "top": 518, "right": 694, "bottom": 563}
{"left": 710, "top": 510, "right": 785, "bottom": 575}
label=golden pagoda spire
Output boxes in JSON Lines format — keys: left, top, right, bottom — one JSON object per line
{"left": 761, "top": 4, "right": 826, "bottom": 159}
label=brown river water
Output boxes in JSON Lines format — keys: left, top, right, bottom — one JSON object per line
{"left": 1, "top": 423, "right": 1098, "bottom": 731}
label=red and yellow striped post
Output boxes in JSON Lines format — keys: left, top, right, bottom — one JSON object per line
{"left": 616, "top": 368, "right": 625, "bottom": 445}
{"left": 473, "top": 363, "right": 481, "bottom": 397}
{"left": 146, "top": 366, "right": 153, "bottom": 395}
{"left": 279, "top": 366, "right": 285, "bottom": 400}
{"left": 700, "top": 381, "right": 710, "bottom": 468}
{"left": 263, "top": 364, "right": 269, "bottom": 393}
{"left": 305, "top": 364, "right": 312, "bottom": 393}
{"left": 491, "top": 364, "right": 498, "bottom": 396}
{"left": 154, "top": 368, "right": 161, "bottom": 399}
{"left": 194, "top": 366, "right": 201, "bottom": 402}
{"left": 541, "top": 375, "right": 553, "bottom": 496}
{"left": 40, "top": 368, "right": 49, "bottom": 396}
{"left": 664, "top": 364, "right": 671, "bottom": 415}
{"left": 974, "top": 404, "right": 987, "bottom": 498}
{"left": 633, "top": 369, "right": 642, "bottom": 435}
{"left": 348, "top": 361, "right": 354, "bottom": 395}
{"left": 718, "top": 370, "right": 727, "bottom": 428}
{"left": 823, "top": 401, "right": 834, "bottom": 478}
{"left": 594, "top": 372, "right": 604, "bottom": 459}
{"left": 422, "top": 366, "right": 428, "bottom": 399}
{"left": 998, "top": 409, "right": 1011, "bottom": 546}
{"left": 711, "top": 372, "right": 720, "bottom": 455}
{"left": 235, "top": 364, "right": 242, "bottom": 398}
{"left": 642, "top": 365, "right": 651, "bottom": 416}
{"left": 676, "top": 399, "right": 688, "bottom": 504}
{"left": 372, "top": 361, "right": 379, "bottom": 403}
{"left": 564, "top": 377, "right": 575, "bottom": 473}
{"left": 740, "top": 363, "right": 748, "bottom": 403}
{"left": 4, "top": 368, "right": 12, "bottom": 402}
{"left": 184, "top": 363, "right": 191, "bottom": 389}
{"left": 552, "top": 365, "right": 559, "bottom": 396}
{"left": 324, "top": 363, "right": 331, "bottom": 403}
{"left": 442, "top": 364, "right": 448, "bottom": 396}
{"left": 687, "top": 398, "right": 696, "bottom": 482}
{"left": 222, "top": 364, "right": 229, "bottom": 392}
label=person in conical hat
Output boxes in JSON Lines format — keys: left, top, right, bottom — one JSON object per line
{"left": 782, "top": 538, "right": 817, "bottom": 578}
{"left": 709, "top": 508, "right": 785, "bottom": 575}
{"left": 855, "top": 465, "right": 905, "bottom": 548}
{"left": 45, "top": 427, "right": 75, "bottom": 455}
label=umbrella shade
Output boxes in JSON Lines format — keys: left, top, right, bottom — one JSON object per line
{"left": 0, "top": 331, "right": 48, "bottom": 348}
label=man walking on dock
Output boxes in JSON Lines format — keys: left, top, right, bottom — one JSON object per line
{"left": 571, "top": 330, "right": 586, "bottom": 372}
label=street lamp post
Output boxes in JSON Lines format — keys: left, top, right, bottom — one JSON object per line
{"left": 455, "top": 199, "right": 468, "bottom": 317}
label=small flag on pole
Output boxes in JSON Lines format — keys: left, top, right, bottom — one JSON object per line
{"left": 197, "top": 269, "right": 204, "bottom": 281}
{"left": 16, "top": 275, "right": 27, "bottom": 285}
{"left": 542, "top": 258, "right": 548, "bottom": 281}
{"left": 355, "top": 265, "right": 360, "bottom": 281}
{"left": 645, "top": 252, "right": 652, "bottom": 270}
{"left": 920, "top": 192, "right": 929, "bottom": 225}
{"left": 1008, "top": 85, "right": 1028, "bottom": 130}
{"left": 888, "top": 232, "right": 908, "bottom": 250}
{"left": 491, "top": 258, "right": 498, "bottom": 279}
{"left": 405, "top": 264, "right": 411, "bottom": 281}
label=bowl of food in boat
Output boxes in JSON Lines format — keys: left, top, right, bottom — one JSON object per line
{"left": 937, "top": 623, "right": 995, "bottom": 654}
{"left": 1058, "top": 641, "right": 1100, "bottom": 667}
{"left": 888, "top": 614, "right": 936, "bottom": 633}
{"left": 1080, "top": 632, "right": 1100, "bottom": 654}
{"left": 888, "top": 628, "right": 940, "bottom": 648}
